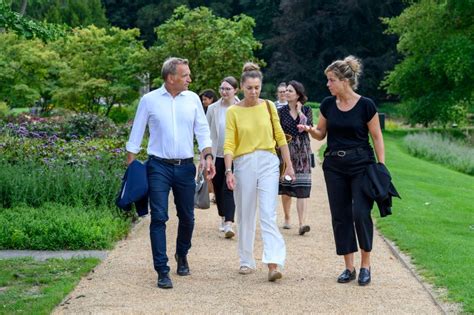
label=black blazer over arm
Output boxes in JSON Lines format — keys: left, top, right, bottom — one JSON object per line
{"left": 362, "top": 163, "right": 401, "bottom": 217}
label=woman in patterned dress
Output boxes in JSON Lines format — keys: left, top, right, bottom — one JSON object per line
{"left": 278, "top": 80, "right": 313, "bottom": 235}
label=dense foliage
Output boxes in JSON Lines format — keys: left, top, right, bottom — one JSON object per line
{"left": 0, "top": 112, "right": 138, "bottom": 250}
{"left": 0, "top": 203, "right": 129, "bottom": 249}
{"left": 147, "top": 6, "right": 262, "bottom": 93}
{"left": 266, "top": 0, "right": 405, "bottom": 101}
{"left": 0, "top": 0, "right": 68, "bottom": 41}
{"left": 10, "top": 0, "right": 108, "bottom": 28}
{"left": 100, "top": 0, "right": 405, "bottom": 101}
{"left": 0, "top": 32, "right": 63, "bottom": 109}
{"left": 382, "top": 0, "right": 474, "bottom": 126}
{"left": 0, "top": 26, "right": 147, "bottom": 115}
{"left": 101, "top": 0, "right": 242, "bottom": 46}
{"left": 52, "top": 26, "right": 147, "bottom": 115}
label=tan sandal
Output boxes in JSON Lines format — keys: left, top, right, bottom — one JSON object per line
{"left": 268, "top": 270, "right": 283, "bottom": 282}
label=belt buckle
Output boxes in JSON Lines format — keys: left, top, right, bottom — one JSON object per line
{"left": 174, "top": 159, "right": 182, "bottom": 165}
{"left": 336, "top": 150, "right": 346, "bottom": 157}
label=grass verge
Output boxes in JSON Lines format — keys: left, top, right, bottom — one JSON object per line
{"left": 376, "top": 132, "right": 474, "bottom": 312}
{"left": 0, "top": 257, "right": 99, "bottom": 315}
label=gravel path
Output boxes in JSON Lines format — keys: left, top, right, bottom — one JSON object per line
{"left": 54, "top": 140, "right": 443, "bottom": 314}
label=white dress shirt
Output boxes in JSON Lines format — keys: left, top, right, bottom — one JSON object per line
{"left": 126, "top": 85, "right": 212, "bottom": 159}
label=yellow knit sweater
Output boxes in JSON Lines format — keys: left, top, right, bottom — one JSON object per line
{"left": 224, "top": 101, "right": 287, "bottom": 158}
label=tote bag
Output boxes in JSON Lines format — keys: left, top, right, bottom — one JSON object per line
{"left": 194, "top": 170, "right": 210, "bottom": 209}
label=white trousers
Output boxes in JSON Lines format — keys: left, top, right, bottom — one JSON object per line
{"left": 233, "top": 150, "right": 286, "bottom": 269}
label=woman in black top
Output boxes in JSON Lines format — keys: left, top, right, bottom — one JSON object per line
{"left": 298, "top": 56, "right": 385, "bottom": 286}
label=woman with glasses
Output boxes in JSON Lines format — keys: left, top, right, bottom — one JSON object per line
{"left": 206, "top": 77, "right": 240, "bottom": 238}
{"left": 274, "top": 82, "right": 288, "bottom": 109}
{"left": 278, "top": 80, "right": 313, "bottom": 235}
{"left": 224, "top": 62, "right": 295, "bottom": 282}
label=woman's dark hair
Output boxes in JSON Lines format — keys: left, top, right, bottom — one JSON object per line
{"left": 287, "top": 80, "right": 308, "bottom": 104}
{"left": 221, "top": 76, "right": 239, "bottom": 89}
{"left": 199, "top": 89, "right": 218, "bottom": 102}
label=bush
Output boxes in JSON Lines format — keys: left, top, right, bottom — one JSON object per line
{"left": 63, "top": 113, "right": 120, "bottom": 138}
{"left": 404, "top": 132, "right": 474, "bottom": 175}
{"left": 0, "top": 203, "right": 130, "bottom": 250}
{"left": 109, "top": 106, "right": 130, "bottom": 124}
{"left": 306, "top": 101, "right": 320, "bottom": 109}
{"left": 1, "top": 112, "right": 128, "bottom": 140}
{"left": 0, "top": 102, "right": 8, "bottom": 118}
{"left": 0, "top": 134, "right": 127, "bottom": 167}
{"left": 0, "top": 160, "right": 124, "bottom": 209}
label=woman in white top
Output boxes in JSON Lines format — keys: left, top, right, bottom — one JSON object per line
{"left": 206, "top": 77, "right": 239, "bottom": 238}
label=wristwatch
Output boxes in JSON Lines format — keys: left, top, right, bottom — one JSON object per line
{"left": 225, "top": 168, "right": 233, "bottom": 175}
{"left": 204, "top": 153, "right": 214, "bottom": 160}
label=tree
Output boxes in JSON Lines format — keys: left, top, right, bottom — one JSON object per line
{"left": 382, "top": 0, "right": 474, "bottom": 126}
{"left": 10, "top": 0, "right": 108, "bottom": 28}
{"left": 266, "top": 0, "right": 404, "bottom": 101}
{"left": 51, "top": 26, "right": 147, "bottom": 115}
{"left": 0, "top": 1, "right": 68, "bottom": 41}
{"left": 0, "top": 32, "right": 63, "bottom": 109}
{"left": 147, "top": 6, "right": 263, "bottom": 94}
{"left": 237, "top": 2, "right": 280, "bottom": 65}
{"left": 102, "top": 0, "right": 238, "bottom": 47}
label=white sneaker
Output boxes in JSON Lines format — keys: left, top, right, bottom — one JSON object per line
{"left": 219, "top": 217, "right": 225, "bottom": 232}
{"left": 224, "top": 224, "right": 235, "bottom": 239}
{"left": 239, "top": 266, "right": 254, "bottom": 275}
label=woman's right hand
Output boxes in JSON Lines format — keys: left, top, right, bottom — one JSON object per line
{"left": 226, "top": 172, "right": 235, "bottom": 191}
{"left": 297, "top": 124, "right": 311, "bottom": 133}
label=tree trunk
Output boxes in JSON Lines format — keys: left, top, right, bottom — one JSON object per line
{"left": 20, "top": 0, "right": 28, "bottom": 16}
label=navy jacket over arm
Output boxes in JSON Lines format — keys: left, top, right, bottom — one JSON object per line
{"left": 116, "top": 160, "right": 149, "bottom": 216}
{"left": 362, "top": 163, "right": 401, "bottom": 217}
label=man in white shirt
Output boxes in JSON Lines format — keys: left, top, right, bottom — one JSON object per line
{"left": 126, "top": 57, "right": 215, "bottom": 289}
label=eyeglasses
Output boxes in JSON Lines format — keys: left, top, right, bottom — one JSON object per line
{"left": 219, "top": 87, "right": 233, "bottom": 91}
{"left": 278, "top": 90, "right": 286, "bottom": 94}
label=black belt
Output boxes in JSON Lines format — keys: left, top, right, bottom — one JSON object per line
{"left": 150, "top": 155, "right": 194, "bottom": 165}
{"left": 324, "top": 148, "right": 367, "bottom": 157}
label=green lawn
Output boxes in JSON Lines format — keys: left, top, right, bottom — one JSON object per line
{"left": 0, "top": 257, "right": 99, "bottom": 315}
{"left": 376, "top": 132, "right": 474, "bottom": 312}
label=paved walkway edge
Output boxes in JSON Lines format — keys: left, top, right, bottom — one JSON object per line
{"left": 0, "top": 250, "right": 108, "bottom": 261}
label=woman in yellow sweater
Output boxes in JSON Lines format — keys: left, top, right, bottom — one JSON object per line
{"left": 224, "top": 62, "right": 295, "bottom": 282}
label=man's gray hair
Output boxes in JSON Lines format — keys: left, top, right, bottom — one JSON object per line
{"left": 161, "top": 57, "right": 189, "bottom": 81}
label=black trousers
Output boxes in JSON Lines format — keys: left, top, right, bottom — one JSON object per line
{"left": 322, "top": 149, "right": 375, "bottom": 255}
{"left": 212, "top": 157, "right": 235, "bottom": 222}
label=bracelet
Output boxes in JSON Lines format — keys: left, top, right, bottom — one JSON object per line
{"left": 204, "top": 153, "right": 214, "bottom": 160}
{"left": 225, "top": 168, "right": 232, "bottom": 175}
